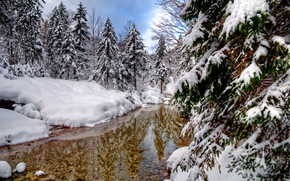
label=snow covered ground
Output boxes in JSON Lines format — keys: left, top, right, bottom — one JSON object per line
{"left": 0, "top": 109, "right": 50, "bottom": 146}
{"left": 0, "top": 75, "right": 142, "bottom": 127}
{"left": 0, "top": 74, "right": 143, "bottom": 145}
{"left": 141, "top": 86, "right": 164, "bottom": 104}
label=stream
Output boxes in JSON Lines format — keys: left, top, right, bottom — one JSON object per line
{"left": 0, "top": 105, "right": 190, "bottom": 181}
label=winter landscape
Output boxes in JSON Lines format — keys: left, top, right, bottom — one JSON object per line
{"left": 0, "top": 0, "right": 289, "bottom": 180}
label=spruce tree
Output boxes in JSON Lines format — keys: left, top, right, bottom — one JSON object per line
{"left": 0, "top": 1, "right": 21, "bottom": 65}
{"left": 0, "top": 0, "right": 9, "bottom": 25}
{"left": 72, "top": 2, "right": 90, "bottom": 54}
{"left": 60, "top": 28, "right": 77, "bottom": 79}
{"left": 72, "top": 2, "right": 90, "bottom": 80}
{"left": 93, "top": 17, "right": 122, "bottom": 89}
{"left": 40, "top": 19, "right": 48, "bottom": 69}
{"left": 154, "top": 35, "right": 168, "bottom": 94}
{"left": 47, "top": 2, "right": 69, "bottom": 78}
{"left": 123, "top": 24, "right": 148, "bottom": 90}
{"left": 15, "top": 0, "right": 44, "bottom": 65}
{"left": 172, "top": 0, "right": 290, "bottom": 180}
{"left": 46, "top": 6, "right": 59, "bottom": 78}
{"left": 155, "top": 35, "right": 166, "bottom": 61}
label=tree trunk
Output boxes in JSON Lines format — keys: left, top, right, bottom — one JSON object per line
{"left": 134, "top": 64, "right": 137, "bottom": 90}
{"left": 67, "top": 66, "right": 70, "bottom": 79}
{"left": 107, "top": 68, "right": 109, "bottom": 87}
{"left": 160, "top": 80, "right": 163, "bottom": 94}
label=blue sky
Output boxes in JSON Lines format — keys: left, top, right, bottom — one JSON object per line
{"left": 43, "top": 0, "right": 163, "bottom": 53}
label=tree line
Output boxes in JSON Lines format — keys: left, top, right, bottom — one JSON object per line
{"left": 0, "top": 0, "right": 170, "bottom": 92}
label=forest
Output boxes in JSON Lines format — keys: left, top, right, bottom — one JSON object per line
{"left": 0, "top": 0, "right": 289, "bottom": 180}
{"left": 0, "top": 0, "right": 173, "bottom": 93}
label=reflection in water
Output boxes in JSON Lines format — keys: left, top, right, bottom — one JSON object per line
{"left": 0, "top": 105, "right": 190, "bottom": 180}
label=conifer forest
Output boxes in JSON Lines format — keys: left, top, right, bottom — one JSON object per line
{"left": 0, "top": 0, "right": 289, "bottom": 180}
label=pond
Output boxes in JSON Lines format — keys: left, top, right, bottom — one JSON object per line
{"left": 0, "top": 105, "right": 191, "bottom": 181}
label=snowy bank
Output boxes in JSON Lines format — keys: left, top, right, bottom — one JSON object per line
{"left": 0, "top": 109, "right": 50, "bottom": 146}
{"left": 141, "top": 86, "right": 164, "bottom": 104}
{"left": 0, "top": 75, "right": 142, "bottom": 128}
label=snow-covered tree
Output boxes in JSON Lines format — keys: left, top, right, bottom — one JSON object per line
{"left": 15, "top": 0, "right": 44, "bottom": 65}
{"left": 72, "top": 3, "right": 90, "bottom": 80}
{"left": 91, "top": 17, "right": 122, "bottom": 89}
{"left": 60, "top": 28, "right": 77, "bottom": 79}
{"left": 72, "top": 2, "right": 90, "bottom": 56}
{"left": 172, "top": 0, "right": 290, "bottom": 180}
{"left": 118, "top": 19, "right": 135, "bottom": 52}
{"left": 0, "top": 0, "right": 9, "bottom": 25}
{"left": 154, "top": 35, "right": 168, "bottom": 94}
{"left": 123, "top": 24, "right": 148, "bottom": 90}
{"left": 46, "top": 6, "right": 59, "bottom": 77}
{"left": 155, "top": 35, "right": 166, "bottom": 61}
{"left": 47, "top": 2, "right": 69, "bottom": 78}
{"left": 0, "top": 1, "right": 15, "bottom": 64}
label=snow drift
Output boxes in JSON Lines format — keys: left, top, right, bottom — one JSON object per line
{"left": 0, "top": 75, "right": 142, "bottom": 128}
{"left": 0, "top": 108, "right": 50, "bottom": 146}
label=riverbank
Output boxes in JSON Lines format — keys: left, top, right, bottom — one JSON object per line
{"left": 0, "top": 105, "right": 191, "bottom": 181}
{"left": 0, "top": 74, "right": 146, "bottom": 146}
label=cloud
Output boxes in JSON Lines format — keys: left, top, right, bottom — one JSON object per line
{"left": 142, "top": 8, "right": 165, "bottom": 54}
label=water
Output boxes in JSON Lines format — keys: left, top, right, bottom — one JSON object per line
{"left": 0, "top": 105, "right": 190, "bottom": 181}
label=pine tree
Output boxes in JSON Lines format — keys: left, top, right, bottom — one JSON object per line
{"left": 46, "top": 6, "right": 59, "bottom": 78}
{"left": 154, "top": 35, "right": 168, "bottom": 94}
{"left": 72, "top": 2, "right": 90, "bottom": 80}
{"left": 155, "top": 35, "right": 166, "bottom": 61}
{"left": 15, "top": 0, "right": 44, "bottom": 65}
{"left": 0, "top": 0, "right": 20, "bottom": 65}
{"left": 72, "top": 2, "right": 90, "bottom": 54}
{"left": 172, "top": 0, "right": 290, "bottom": 180}
{"left": 92, "top": 17, "right": 122, "bottom": 89}
{"left": 60, "top": 28, "right": 77, "bottom": 79}
{"left": 40, "top": 19, "right": 49, "bottom": 69}
{"left": 47, "top": 2, "right": 69, "bottom": 78}
{"left": 0, "top": 0, "right": 9, "bottom": 25}
{"left": 123, "top": 24, "right": 148, "bottom": 90}
{"left": 34, "top": 38, "right": 43, "bottom": 67}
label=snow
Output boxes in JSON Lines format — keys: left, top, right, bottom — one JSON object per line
{"left": 166, "top": 146, "right": 266, "bottom": 181}
{"left": 0, "top": 75, "right": 141, "bottom": 128}
{"left": 179, "top": 0, "right": 192, "bottom": 17}
{"left": 142, "top": 104, "right": 149, "bottom": 108}
{"left": 253, "top": 40, "right": 269, "bottom": 60}
{"left": 14, "top": 103, "right": 41, "bottom": 119}
{"left": 164, "top": 101, "right": 170, "bottom": 105}
{"left": 245, "top": 69, "right": 290, "bottom": 122}
{"left": 207, "top": 146, "right": 256, "bottom": 181}
{"left": 183, "top": 12, "right": 207, "bottom": 46}
{"left": 222, "top": 0, "right": 269, "bottom": 38}
{"left": 0, "top": 161, "right": 11, "bottom": 178}
{"left": 35, "top": 171, "right": 45, "bottom": 176}
{"left": 165, "top": 77, "right": 176, "bottom": 95}
{"left": 168, "top": 167, "right": 190, "bottom": 181}
{"left": 234, "top": 62, "right": 262, "bottom": 88}
{"left": 272, "top": 36, "right": 286, "bottom": 46}
{"left": 165, "top": 147, "right": 191, "bottom": 181}
{"left": 13, "top": 162, "right": 26, "bottom": 173}
{"left": 141, "top": 86, "right": 163, "bottom": 104}
{"left": 0, "top": 108, "right": 50, "bottom": 146}
{"left": 166, "top": 147, "right": 190, "bottom": 169}
{"left": 174, "top": 44, "right": 217, "bottom": 93}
